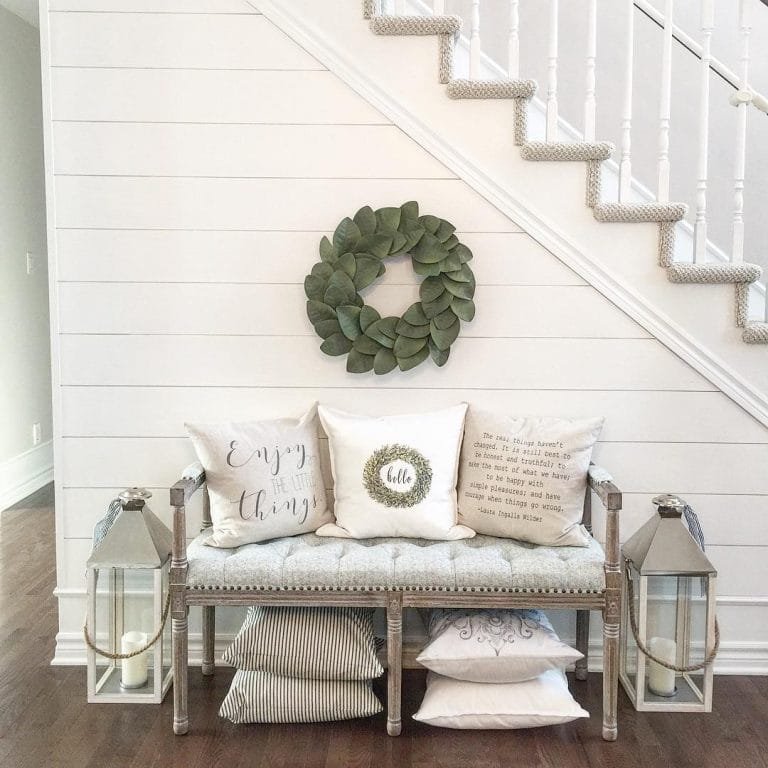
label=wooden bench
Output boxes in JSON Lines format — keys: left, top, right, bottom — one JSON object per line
{"left": 169, "top": 463, "right": 622, "bottom": 740}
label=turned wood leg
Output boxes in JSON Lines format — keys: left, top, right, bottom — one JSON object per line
{"left": 202, "top": 605, "right": 215, "bottom": 676}
{"left": 386, "top": 592, "right": 403, "bottom": 737}
{"left": 575, "top": 610, "right": 589, "bottom": 681}
{"left": 602, "top": 590, "right": 621, "bottom": 741}
{"left": 172, "top": 595, "right": 189, "bottom": 735}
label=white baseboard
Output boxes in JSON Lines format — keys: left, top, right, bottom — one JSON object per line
{"left": 52, "top": 632, "right": 768, "bottom": 675}
{"left": 0, "top": 440, "right": 53, "bottom": 511}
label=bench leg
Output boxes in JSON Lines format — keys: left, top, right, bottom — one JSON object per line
{"left": 386, "top": 592, "right": 403, "bottom": 736}
{"left": 575, "top": 610, "right": 589, "bottom": 681}
{"left": 172, "top": 607, "right": 189, "bottom": 735}
{"left": 602, "top": 594, "right": 620, "bottom": 741}
{"left": 202, "top": 606, "right": 215, "bottom": 676}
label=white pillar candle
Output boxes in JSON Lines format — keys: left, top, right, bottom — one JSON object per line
{"left": 121, "top": 631, "right": 149, "bottom": 689}
{"left": 648, "top": 636, "right": 677, "bottom": 697}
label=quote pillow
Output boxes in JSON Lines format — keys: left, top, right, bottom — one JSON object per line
{"left": 222, "top": 606, "right": 383, "bottom": 680}
{"left": 417, "top": 608, "right": 582, "bottom": 683}
{"left": 457, "top": 409, "right": 604, "bottom": 546}
{"left": 186, "top": 406, "right": 331, "bottom": 548}
{"left": 220, "top": 671, "right": 382, "bottom": 724}
{"left": 316, "top": 404, "right": 474, "bottom": 540}
{"left": 413, "top": 670, "right": 589, "bottom": 730}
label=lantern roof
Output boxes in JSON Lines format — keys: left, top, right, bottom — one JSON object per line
{"left": 87, "top": 488, "right": 173, "bottom": 569}
{"left": 622, "top": 495, "right": 716, "bottom": 577}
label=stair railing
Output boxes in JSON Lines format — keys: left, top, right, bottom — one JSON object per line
{"left": 391, "top": 0, "right": 768, "bottom": 323}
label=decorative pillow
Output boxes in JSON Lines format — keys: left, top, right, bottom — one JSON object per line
{"left": 413, "top": 670, "right": 589, "bottom": 729}
{"left": 222, "top": 606, "right": 383, "bottom": 680}
{"left": 416, "top": 608, "right": 582, "bottom": 683}
{"left": 457, "top": 409, "right": 604, "bottom": 546}
{"left": 316, "top": 404, "right": 474, "bottom": 540}
{"left": 220, "top": 671, "right": 382, "bottom": 724}
{"left": 185, "top": 406, "right": 331, "bottom": 548}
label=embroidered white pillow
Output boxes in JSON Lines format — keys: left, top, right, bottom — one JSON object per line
{"left": 417, "top": 608, "right": 583, "bottom": 683}
{"left": 413, "top": 670, "right": 589, "bottom": 730}
{"left": 457, "top": 410, "right": 604, "bottom": 546}
{"left": 316, "top": 404, "right": 474, "bottom": 540}
{"left": 185, "top": 407, "right": 331, "bottom": 548}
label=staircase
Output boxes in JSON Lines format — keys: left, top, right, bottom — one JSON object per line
{"left": 363, "top": 0, "right": 768, "bottom": 345}
{"left": 253, "top": 0, "right": 768, "bottom": 425}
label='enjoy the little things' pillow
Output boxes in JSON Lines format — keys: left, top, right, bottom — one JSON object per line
{"left": 457, "top": 410, "right": 604, "bottom": 546}
{"left": 316, "top": 404, "right": 474, "bottom": 540}
{"left": 186, "top": 406, "right": 331, "bottom": 548}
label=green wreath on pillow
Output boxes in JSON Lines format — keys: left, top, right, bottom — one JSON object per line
{"left": 304, "top": 201, "right": 476, "bottom": 375}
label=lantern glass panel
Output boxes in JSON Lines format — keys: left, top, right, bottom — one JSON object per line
{"left": 678, "top": 575, "right": 709, "bottom": 703}
{"left": 621, "top": 561, "right": 641, "bottom": 696}
{"left": 160, "top": 565, "right": 172, "bottom": 688}
{"left": 640, "top": 574, "right": 706, "bottom": 706}
{"left": 90, "top": 567, "right": 119, "bottom": 695}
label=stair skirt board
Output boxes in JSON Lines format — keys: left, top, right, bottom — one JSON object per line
{"left": 362, "top": 0, "right": 767, "bottom": 343}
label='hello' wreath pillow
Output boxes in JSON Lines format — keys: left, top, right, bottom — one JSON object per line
{"left": 186, "top": 406, "right": 331, "bottom": 548}
{"left": 316, "top": 404, "right": 474, "bottom": 540}
{"left": 457, "top": 409, "right": 604, "bottom": 546}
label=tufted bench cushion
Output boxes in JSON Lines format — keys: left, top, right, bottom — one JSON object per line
{"left": 186, "top": 530, "right": 606, "bottom": 594}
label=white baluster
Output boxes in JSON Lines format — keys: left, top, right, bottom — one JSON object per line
{"left": 732, "top": 0, "right": 751, "bottom": 263}
{"left": 508, "top": 0, "right": 520, "bottom": 79}
{"left": 433, "top": 0, "right": 445, "bottom": 13}
{"left": 546, "top": 0, "right": 559, "bottom": 141}
{"left": 619, "top": 0, "right": 634, "bottom": 202}
{"left": 694, "top": 0, "right": 714, "bottom": 263}
{"left": 470, "top": 0, "right": 482, "bottom": 79}
{"left": 584, "top": 0, "right": 597, "bottom": 142}
{"left": 657, "top": 0, "right": 674, "bottom": 203}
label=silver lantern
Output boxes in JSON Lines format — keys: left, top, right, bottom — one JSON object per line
{"left": 85, "top": 488, "right": 173, "bottom": 703}
{"left": 620, "top": 494, "right": 718, "bottom": 712}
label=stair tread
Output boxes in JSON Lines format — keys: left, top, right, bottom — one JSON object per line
{"left": 667, "top": 262, "right": 762, "bottom": 284}
{"left": 743, "top": 322, "right": 768, "bottom": 344}
{"left": 447, "top": 78, "right": 536, "bottom": 99}
{"left": 370, "top": 14, "right": 462, "bottom": 36}
{"left": 521, "top": 141, "right": 614, "bottom": 162}
{"left": 594, "top": 202, "right": 687, "bottom": 223}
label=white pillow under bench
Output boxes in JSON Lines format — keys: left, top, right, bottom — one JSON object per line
{"left": 168, "top": 458, "right": 623, "bottom": 741}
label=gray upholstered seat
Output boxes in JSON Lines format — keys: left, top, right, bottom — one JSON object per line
{"left": 186, "top": 529, "right": 606, "bottom": 594}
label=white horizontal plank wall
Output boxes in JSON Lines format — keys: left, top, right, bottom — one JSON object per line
{"left": 42, "top": 3, "right": 768, "bottom": 670}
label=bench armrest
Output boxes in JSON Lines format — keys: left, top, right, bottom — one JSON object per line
{"left": 588, "top": 464, "right": 622, "bottom": 512}
{"left": 169, "top": 461, "right": 206, "bottom": 507}
{"left": 169, "top": 462, "right": 207, "bottom": 578}
{"left": 588, "top": 463, "right": 622, "bottom": 613}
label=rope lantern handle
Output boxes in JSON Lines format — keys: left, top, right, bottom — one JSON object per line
{"left": 624, "top": 565, "right": 720, "bottom": 673}
{"left": 83, "top": 590, "right": 171, "bottom": 660}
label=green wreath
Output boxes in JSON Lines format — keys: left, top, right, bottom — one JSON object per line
{"left": 304, "top": 201, "right": 476, "bottom": 374}
{"left": 362, "top": 444, "right": 433, "bottom": 508}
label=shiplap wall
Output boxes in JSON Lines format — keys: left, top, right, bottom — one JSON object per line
{"left": 42, "top": 0, "right": 768, "bottom": 670}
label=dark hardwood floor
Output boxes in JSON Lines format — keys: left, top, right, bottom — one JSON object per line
{"left": 1, "top": 485, "right": 766, "bottom": 768}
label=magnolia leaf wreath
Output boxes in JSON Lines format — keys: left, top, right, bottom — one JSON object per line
{"left": 304, "top": 201, "right": 476, "bottom": 374}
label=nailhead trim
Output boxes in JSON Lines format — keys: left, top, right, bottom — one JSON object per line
{"left": 188, "top": 584, "right": 603, "bottom": 594}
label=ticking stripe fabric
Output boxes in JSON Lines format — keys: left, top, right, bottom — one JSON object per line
{"left": 219, "top": 671, "right": 382, "bottom": 724}
{"left": 222, "top": 606, "right": 383, "bottom": 680}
